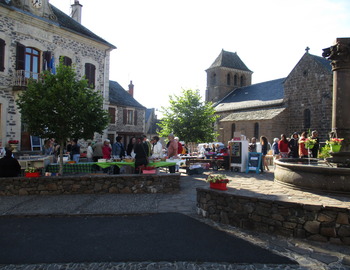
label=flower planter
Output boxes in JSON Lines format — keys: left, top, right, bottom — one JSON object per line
{"left": 210, "top": 182, "right": 228, "bottom": 191}
{"left": 330, "top": 144, "right": 341, "bottom": 153}
{"left": 25, "top": 172, "right": 40, "bottom": 178}
{"left": 10, "top": 144, "right": 18, "bottom": 153}
{"left": 142, "top": 169, "right": 157, "bottom": 174}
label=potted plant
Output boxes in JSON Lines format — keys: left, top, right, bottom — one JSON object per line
{"left": 206, "top": 174, "right": 230, "bottom": 190}
{"left": 8, "top": 140, "right": 19, "bottom": 152}
{"left": 302, "top": 137, "right": 317, "bottom": 149}
{"left": 326, "top": 138, "right": 344, "bottom": 153}
{"left": 25, "top": 167, "right": 41, "bottom": 178}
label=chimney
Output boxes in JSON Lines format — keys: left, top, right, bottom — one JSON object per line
{"left": 71, "top": 0, "right": 83, "bottom": 24}
{"left": 128, "top": 80, "right": 134, "bottom": 97}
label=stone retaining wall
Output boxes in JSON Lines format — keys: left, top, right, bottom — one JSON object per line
{"left": 0, "top": 174, "right": 180, "bottom": 196}
{"left": 197, "top": 187, "right": 350, "bottom": 245}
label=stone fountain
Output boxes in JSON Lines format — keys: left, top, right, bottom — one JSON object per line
{"left": 275, "top": 38, "right": 350, "bottom": 194}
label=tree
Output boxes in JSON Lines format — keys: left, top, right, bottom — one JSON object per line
{"left": 158, "top": 89, "right": 219, "bottom": 143}
{"left": 16, "top": 61, "right": 109, "bottom": 175}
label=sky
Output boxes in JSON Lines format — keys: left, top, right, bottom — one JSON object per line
{"left": 49, "top": 0, "right": 350, "bottom": 116}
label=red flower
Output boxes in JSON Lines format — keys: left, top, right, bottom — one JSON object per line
{"left": 8, "top": 140, "right": 19, "bottom": 144}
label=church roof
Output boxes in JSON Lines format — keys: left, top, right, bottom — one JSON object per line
{"left": 0, "top": 0, "right": 115, "bottom": 49}
{"left": 309, "top": 54, "right": 332, "bottom": 72}
{"left": 207, "top": 49, "right": 252, "bottom": 72}
{"left": 220, "top": 107, "right": 286, "bottom": 122}
{"left": 109, "top": 81, "right": 146, "bottom": 109}
{"left": 215, "top": 78, "right": 285, "bottom": 112}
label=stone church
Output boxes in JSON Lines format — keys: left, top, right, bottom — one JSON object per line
{"left": 206, "top": 49, "right": 333, "bottom": 143}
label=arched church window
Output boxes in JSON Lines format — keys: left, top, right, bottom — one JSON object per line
{"left": 234, "top": 74, "right": 238, "bottom": 86}
{"left": 254, "top": 123, "right": 259, "bottom": 139}
{"left": 304, "top": 109, "right": 311, "bottom": 129}
{"left": 240, "top": 75, "right": 245, "bottom": 87}
{"left": 227, "top": 73, "right": 231, "bottom": 85}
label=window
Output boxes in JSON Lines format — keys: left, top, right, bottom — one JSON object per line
{"left": 0, "top": 38, "right": 5, "bottom": 72}
{"left": 85, "top": 63, "right": 96, "bottom": 88}
{"left": 234, "top": 74, "right": 238, "bottom": 86}
{"left": 240, "top": 75, "right": 245, "bottom": 87}
{"left": 61, "top": 56, "right": 72, "bottom": 67}
{"left": 304, "top": 109, "right": 311, "bottom": 129}
{"left": 123, "top": 109, "right": 137, "bottom": 125}
{"left": 16, "top": 43, "right": 40, "bottom": 79}
{"left": 211, "top": 73, "right": 216, "bottom": 85}
{"left": 108, "top": 107, "right": 116, "bottom": 124}
{"left": 231, "top": 123, "right": 236, "bottom": 139}
{"left": 254, "top": 123, "right": 259, "bottom": 139}
{"left": 227, "top": 73, "right": 231, "bottom": 85}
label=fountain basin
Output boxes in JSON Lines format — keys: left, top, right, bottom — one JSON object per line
{"left": 274, "top": 158, "right": 350, "bottom": 194}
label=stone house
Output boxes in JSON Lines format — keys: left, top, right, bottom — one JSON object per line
{"left": 207, "top": 49, "right": 333, "bottom": 143}
{"left": 0, "top": 0, "right": 115, "bottom": 150}
{"left": 108, "top": 80, "right": 146, "bottom": 146}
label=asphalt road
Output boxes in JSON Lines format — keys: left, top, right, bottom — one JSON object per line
{"left": 0, "top": 213, "right": 296, "bottom": 265}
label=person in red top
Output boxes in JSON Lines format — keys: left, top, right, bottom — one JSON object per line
{"left": 102, "top": 139, "right": 112, "bottom": 159}
{"left": 298, "top": 131, "right": 309, "bottom": 158}
{"left": 166, "top": 133, "right": 178, "bottom": 173}
{"left": 278, "top": 134, "right": 289, "bottom": 158}
{"left": 175, "top": 137, "right": 183, "bottom": 155}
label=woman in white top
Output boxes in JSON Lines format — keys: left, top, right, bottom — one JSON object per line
{"left": 151, "top": 136, "right": 163, "bottom": 158}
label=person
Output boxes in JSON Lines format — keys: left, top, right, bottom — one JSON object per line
{"left": 0, "top": 141, "right": 6, "bottom": 158}
{"left": 92, "top": 141, "right": 103, "bottom": 162}
{"left": 87, "top": 142, "right": 93, "bottom": 162}
{"left": 278, "top": 134, "right": 289, "bottom": 158}
{"left": 134, "top": 136, "right": 149, "bottom": 174}
{"left": 112, "top": 136, "right": 126, "bottom": 159}
{"left": 166, "top": 133, "right": 178, "bottom": 173}
{"left": 0, "top": 150, "right": 21, "bottom": 177}
{"left": 42, "top": 139, "right": 54, "bottom": 156}
{"left": 126, "top": 137, "right": 136, "bottom": 157}
{"left": 102, "top": 139, "right": 112, "bottom": 160}
{"left": 142, "top": 135, "right": 152, "bottom": 158}
{"left": 288, "top": 132, "right": 299, "bottom": 158}
{"left": 272, "top": 138, "right": 280, "bottom": 156}
{"left": 299, "top": 131, "right": 309, "bottom": 158}
{"left": 175, "top": 137, "right": 183, "bottom": 155}
{"left": 310, "top": 130, "right": 320, "bottom": 158}
{"left": 71, "top": 139, "right": 81, "bottom": 163}
{"left": 260, "top": 136, "right": 269, "bottom": 172}
{"left": 248, "top": 137, "right": 257, "bottom": 152}
{"left": 151, "top": 136, "right": 163, "bottom": 159}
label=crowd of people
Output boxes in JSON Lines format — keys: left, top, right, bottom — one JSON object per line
{"left": 248, "top": 130, "right": 320, "bottom": 172}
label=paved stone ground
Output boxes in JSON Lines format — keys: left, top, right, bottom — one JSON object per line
{"left": 0, "top": 167, "right": 350, "bottom": 269}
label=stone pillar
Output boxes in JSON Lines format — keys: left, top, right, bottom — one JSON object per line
{"left": 323, "top": 38, "right": 350, "bottom": 152}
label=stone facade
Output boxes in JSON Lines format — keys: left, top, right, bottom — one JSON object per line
{"left": 0, "top": 0, "right": 115, "bottom": 150}
{"left": 209, "top": 51, "right": 333, "bottom": 143}
{"left": 197, "top": 187, "right": 350, "bottom": 246}
{"left": 284, "top": 53, "right": 333, "bottom": 140}
{"left": 0, "top": 174, "right": 180, "bottom": 196}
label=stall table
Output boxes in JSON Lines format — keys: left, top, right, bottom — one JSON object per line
{"left": 46, "top": 162, "right": 96, "bottom": 173}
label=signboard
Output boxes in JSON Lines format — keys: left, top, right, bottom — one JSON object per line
{"left": 30, "top": 136, "right": 42, "bottom": 151}
{"left": 246, "top": 152, "right": 262, "bottom": 174}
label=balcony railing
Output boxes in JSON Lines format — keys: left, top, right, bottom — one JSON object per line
{"left": 12, "top": 70, "right": 40, "bottom": 88}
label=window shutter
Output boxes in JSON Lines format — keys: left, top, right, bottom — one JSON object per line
{"left": 85, "top": 63, "right": 96, "bottom": 89}
{"left": 0, "top": 39, "right": 5, "bottom": 72}
{"left": 64, "top": 56, "right": 72, "bottom": 67}
{"left": 123, "top": 109, "right": 127, "bottom": 125}
{"left": 108, "top": 107, "right": 116, "bottom": 124}
{"left": 134, "top": 110, "right": 137, "bottom": 125}
{"left": 42, "top": 51, "right": 51, "bottom": 71}
{"left": 16, "top": 42, "right": 25, "bottom": 70}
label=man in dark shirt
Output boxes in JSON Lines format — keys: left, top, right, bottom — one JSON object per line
{"left": 0, "top": 150, "right": 21, "bottom": 177}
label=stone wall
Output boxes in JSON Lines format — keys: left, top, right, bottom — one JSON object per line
{"left": 0, "top": 174, "right": 180, "bottom": 196}
{"left": 197, "top": 187, "right": 350, "bottom": 245}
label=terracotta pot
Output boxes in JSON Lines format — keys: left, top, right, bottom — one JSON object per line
{"left": 25, "top": 172, "right": 40, "bottom": 178}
